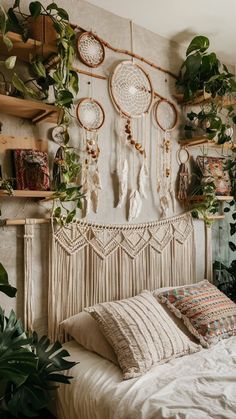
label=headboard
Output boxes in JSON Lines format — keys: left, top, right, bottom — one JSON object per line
{"left": 46, "top": 212, "right": 196, "bottom": 341}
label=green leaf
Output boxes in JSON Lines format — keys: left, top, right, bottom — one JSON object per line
{"left": 230, "top": 223, "right": 236, "bottom": 236}
{"left": 57, "top": 8, "right": 69, "bottom": 21}
{"left": 229, "top": 241, "right": 236, "bottom": 252}
{"left": 46, "top": 2, "right": 59, "bottom": 11}
{"left": 4, "top": 55, "right": 16, "bottom": 69}
{"left": 65, "top": 209, "right": 76, "bottom": 224}
{"left": 3, "top": 35, "right": 13, "bottom": 50}
{"left": 186, "top": 35, "right": 210, "bottom": 56}
{"left": 0, "top": 263, "right": 17, "bottom": 298}
{"left": 29, "top": 1, "right": 42, "bottom": 19}
{"left": 12, "top": 73, "right": 39, "bottom": 99}
{"left": 69, "top": 70, "right": 79, "bottom": 94}
{"left": 185, "top": 53, "right": 202, "bottom": 76}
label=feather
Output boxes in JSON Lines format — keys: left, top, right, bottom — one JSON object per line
{"left": 91, "top": 189, "right": 99, "bottom": 213}
{"left": 117, "top": 159, "right": 128, "bottom": 208}
{"left": 128, "top": 190, "right": 142, "bottom": 221}
{"left": 92, "top": 169, "right": 102, "bottom": 190}
{"left": 138, "top": 160, "right": 149, "bottom": 199}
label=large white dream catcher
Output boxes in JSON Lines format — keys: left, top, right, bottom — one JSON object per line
{"left": 76, "top": 96, "right": 105, "bottom": 215}
{"left": 109, "top": 24, "right": 153, "bottom": 221}
{"left": 154, "top": 98, "right": 178, "bottom": 217}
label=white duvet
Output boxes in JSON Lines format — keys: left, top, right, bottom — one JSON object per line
{"left": 55, "top": 337, "right": 236, "bottom": 419}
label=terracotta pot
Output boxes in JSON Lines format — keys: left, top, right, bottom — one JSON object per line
{"left": 29, "top": 15, "right": 57, "bottom": 45}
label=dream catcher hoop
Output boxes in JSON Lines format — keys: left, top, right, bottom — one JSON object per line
{"left": 77, "top": 31, "right": 105, "bottom": 68}
{"left": 109, "top": 60, "right": 153, "bottom": 119}
{"left": 77, "top": 97, "right": 104, "bottom": 216}
{"left": 76, "top": 97, "right": 105, "bottom": 131}
{"left": 154, "top": 98, "right": 178, "bottom": 218}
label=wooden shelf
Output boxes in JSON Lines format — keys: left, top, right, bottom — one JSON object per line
{"left": 0, "top": 190, "right": 54, "bottom": 198}
{"left": 0, "top": 94, "right": 59, "bottom": 123}
{"left": 179, "top": 137, "right": 235, "bottom": 148}
{"left": 0, "top": 31, "right": 57, "bottom": 62}
{"left": 175, "top": 92, "right": 236, "bottom": 107}
{"left": 190, "top": 195, "right": 233, "bottom": 202}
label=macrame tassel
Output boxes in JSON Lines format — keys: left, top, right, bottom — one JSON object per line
{"left": 93, "top": 168, "right": 102, "bottom": 190}
{"left": 117, "top": 159, "right": 128, "bottom": 208}
{"left": 91, "top": 189, "right": 99, "bottom": 213}
{"left": 138, "top": 160, "right": 149, "bottom": 199}
{"left": 178, "top": 163, "right": 189, "bottom": 202}
{"left": 128, "top": 189, "right": 142, "bottom": 221}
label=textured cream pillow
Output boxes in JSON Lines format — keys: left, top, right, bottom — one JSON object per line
{"left": 60, "top": 312, "right": 118, "bottom": 365}
{"left": 85, "top": 291, "right": 201, "bottom": 379}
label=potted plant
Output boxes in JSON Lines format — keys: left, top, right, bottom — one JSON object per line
{"left": 176, "top": 35, "right": 236, "bottom": 103}
{"left": 0, "top": 263, "right": 76, "bottom": 418}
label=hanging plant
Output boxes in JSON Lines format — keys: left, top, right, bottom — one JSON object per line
{"left": 190, "top": 176, "right": 218, "bottom": 224}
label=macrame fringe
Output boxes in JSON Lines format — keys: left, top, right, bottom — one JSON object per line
{"left": 48, "top": 212, "right": 196, "bottom": 341}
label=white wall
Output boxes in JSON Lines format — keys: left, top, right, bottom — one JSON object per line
{"left": 0, "top": 0, "right": 207, "bottom": 330}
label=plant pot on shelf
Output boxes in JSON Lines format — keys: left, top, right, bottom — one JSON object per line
{"left": 29, "top": 15, "right": 57, "bottom": 45}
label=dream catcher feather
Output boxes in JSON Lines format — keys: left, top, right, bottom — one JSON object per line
{"left": 154, "top": 98, "right": 178, "bottom": 218}
{"left": 77, "top": 32, "right": 105, "bottom": 68}
{"left": 109, "top": 22, "right": 153, "bottom": 220}
{"left": 76, "top": 97, "right": 105, "bottom": 215}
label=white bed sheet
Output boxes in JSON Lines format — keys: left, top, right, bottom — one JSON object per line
{"left": 55, "top": 337, "right": 236, "bottom": 419}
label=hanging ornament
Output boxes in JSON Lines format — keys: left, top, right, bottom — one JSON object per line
{"left": 177, "top": 147, "right": 190, "bottom": 203}
{"left": 109, "top": 21, "right": 153, "bottom": 220}
{"left": 117, "top": 159, "right": 128, "bottom": 208}
{"left": 154, "top": 98, "right": 178, "bottom": 217}
{"left": 77, "top": 96, "right": 105, "bottom": 215}
{"left": 77, "top": 31, "right": 105, "bottom": 68}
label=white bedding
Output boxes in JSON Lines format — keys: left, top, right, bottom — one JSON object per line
{"left": 55, "top": 337, "right": 236, "bottom": 419}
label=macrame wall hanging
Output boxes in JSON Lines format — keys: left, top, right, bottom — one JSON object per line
{"left": 76, "top": 95, "right": 104, "bottom": 215}
{"left": 177, "top": 147, "right": 190, "bottom": 203}
{"left": 48, "top": 212, "right": 196, "bottom": 341}
{"left": 154, "top": 97, "right": 178, "bottom": 218}
{"left": 109, "top": 21, "right": 153, "bottom": 221}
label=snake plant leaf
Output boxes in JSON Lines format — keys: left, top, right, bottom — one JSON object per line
{"left": 186, "top": 35, "right": 210, "bottom": 56}
{"left": 0, "top": 264, "right": 16, "bottom": 298}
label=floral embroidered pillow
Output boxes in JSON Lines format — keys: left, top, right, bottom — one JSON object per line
{"left": 156, "top": 280, "right": 236, "bottom": 347}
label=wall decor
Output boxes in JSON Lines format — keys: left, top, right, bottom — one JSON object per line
{"left": 177, "top": 147, "right": 190, "bottom": 202}
{"left": 196, "top": 156, "right": 231, "bottom": 196}
{"left": 14, "top": 149, "right": 50, "bottom": 191}
{"left": 154, "top": 99, "right": 178, "bottom": 217}
{"left": 77, "top": 31, "right": 105, "bottom": 68}
{"left": 76, "top": 97, "right": 104, "bottom": 215}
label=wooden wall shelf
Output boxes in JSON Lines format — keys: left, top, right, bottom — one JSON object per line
{"left": 190, "top": 195, "right": 233, "bottom": 202}
{"left": 0, "top": 94, "right": 59, "bottom": 123}
{"left": 0, "top": 190, "right": 54, "bottom": 198}
{"left": 174, "top": 92, "right": 236, "bottom": 107}
{"left": 0, "top": 31, "right": 57, "bottom": 62}
{"left": 179, "top": 138, "right": 234, "bottom": 148}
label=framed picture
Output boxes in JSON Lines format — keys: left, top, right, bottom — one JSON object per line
{"left": 196, "top": 156, "right": 231, "bottom": 196}
{"left": 14, "top": 149, "right": 50, "bottom": 191}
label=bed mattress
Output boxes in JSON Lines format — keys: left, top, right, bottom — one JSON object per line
{"left": 55, "top": 337, "right": 236, "bottom": 419}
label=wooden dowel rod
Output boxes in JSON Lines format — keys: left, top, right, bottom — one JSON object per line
{"left": 74, "top": 25, "right": 178, "bottom": 80}
{"left": 3, "top": 218, "right": 50, "bottom": 226}
{"left": 74, "top": 67, "right": 169, "bottom": 102}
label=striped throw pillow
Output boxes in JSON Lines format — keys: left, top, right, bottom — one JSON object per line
{"left": 85, "top": 291, "right": 200, "bottom": 379}
{"left": 156, "top": 280, "right": 236, "bottom": 347}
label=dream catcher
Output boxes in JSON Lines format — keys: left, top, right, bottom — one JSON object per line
{"left": 76, "top": 97, "right": 104, "bottom": 215}
{"left": 177, "top": 147, "right": 190, "bottom": 203}
{"left": 154, "top": 98, "right": 178, "bottom": 217}
{"left": 109, "top": 23, "right": 153, "bottom": 221}
{"left": 77, "top": 32, "right": 105, "bottom": 68}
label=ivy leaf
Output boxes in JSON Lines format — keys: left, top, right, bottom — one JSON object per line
{"left": 186, "top": 35, "right": 210, "bottom": 56}
{"left": 29, "top": 1, "right": 42, "bottom": 19}
{"left": 57, "top": 8, "right": 69, "bottom": 21}
{"left": 229, "top": 241, "right": 236, "bottom": 252}
{"left": 65, "top": 209, "right": 76, "bottom": 224}
{"left": 230, "top": 223, "right": 236, "bottom": 236}
{"left": 3, "top": 35, "right": 13, "bottom": 50}
{"left": 69, "top": 70, "right": 79, "bottom": 94}
{"left": 5, "top": 55, "right": 17, "bottom": 69}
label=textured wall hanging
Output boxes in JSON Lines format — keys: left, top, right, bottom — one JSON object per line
{"left": 48, "top": 212, "right": 196, "bottom": 341}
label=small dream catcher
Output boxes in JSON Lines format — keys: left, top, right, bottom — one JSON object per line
{"left": 176, "top": 147, "right": 190, "bottom": 203}
{"left": 154, "top": 98, "right": 178, "bottom": 218}
{"left": 76, "top": 97, "right": 105, "bottom": 215}
{"left": 109, "top": 54, "right": 153, "bottom": 220}
{"left": 77, "top": 31, "right": 105, "bottom": 68}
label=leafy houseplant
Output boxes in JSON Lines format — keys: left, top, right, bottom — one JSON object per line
{"left": 0, "top": 263, "right": 76, "bottom": 418}
{"left": 0, "top": 0, "right": 85, "bottom": 224}
{"left": 191, "top": 176, "right": 218, "bottom": 225}
{"left": 176, "top": 35, "right": 236, "bottom": 103}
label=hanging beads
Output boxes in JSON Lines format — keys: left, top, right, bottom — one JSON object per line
{"left": 125, "top": 119, "right": 146, "bottom": 157}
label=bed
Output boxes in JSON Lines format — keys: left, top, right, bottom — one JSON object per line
{"left": 55, "top": 337, "right": 236, "bottom": 419}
